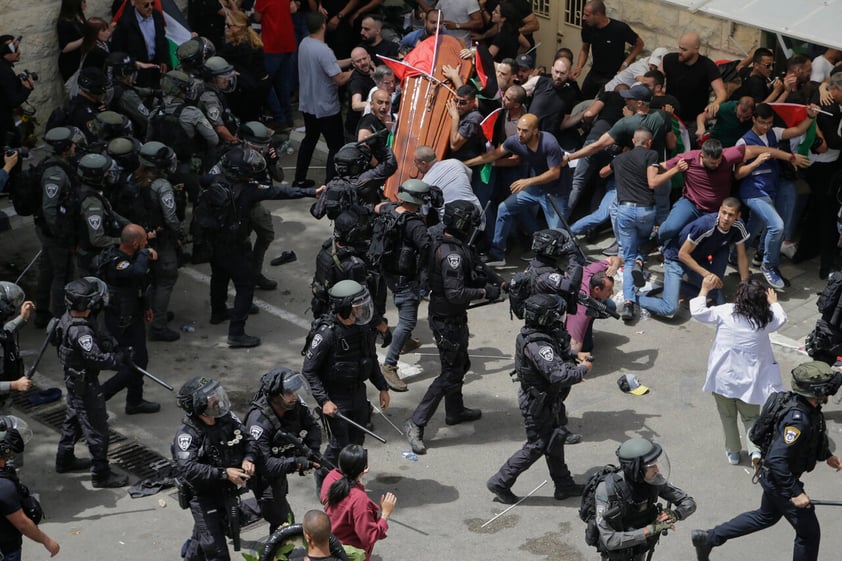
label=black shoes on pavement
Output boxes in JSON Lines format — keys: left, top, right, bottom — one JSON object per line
{"left": 270, "top": 251, "right": 297, "bottom": 266}
{"left": 92, "top": 471, "right": 129, "bottom": 489}
{"left": 55, "top": 456, "right": 92, "bottom": 474}
{"left": 255, "top": 274, "right": 278, "bottom": 290}
{"left": 691, "top": 529, "right": 713, "bottom": 561}
{"left": 404, "top": 420, "right": 427, "bottom": 455}
{"left": 445, "top": 407, "right": 482, "bottom": 426}
{"left": 228, "top": 334, "right": 261, "bottom": 348}
{"left": 554, "top": 482, "right": 585, "bottom": 500}
{"left": 125, "top": 400, "right": 161, "bottom": 415}
{"left": 621, "top": 301, "right": 635, "bottom": 322}
{"left": 149, "top": 327, "right": 180, "bottom": 342}
{"left": 487, "top": 480, "right": 521, "bottom": 505}
{"left": 210, "top": 305, "right": 260, "bottom": 324}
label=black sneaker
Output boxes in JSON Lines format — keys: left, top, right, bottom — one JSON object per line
{"left": 255, "top": 274, "right": 278, "bottom": 290}
{"left": 125, "top": 400, "right": 161, "bottom": 415}
{"left": 632, "top": 259, "right": 646, "bottom": 288}
{"left": 292, "top": 179, "right": 315, "bottom": 188}
{"left": 691, "top": 530, "right": 713, "bottom": 561}
{"left": 270, "top": 251, "right": 297, "bottom": 266}
{"left": 228, "top": 334, "right": 261, "bottom": 348}
{"left": 621, "top": 301, "right": 635, "bottom": 322}
{"left": 554, "top": 482, "right": 585, "bottom": 500}
{"left": 56, "top": 456, "right": 92, "bottom": 473}
{"left": 166, "top": 311, "right": 175, "bottom": 322}
{"left": 210, "top": 309, "right": 230, "bottom": 324}
{"left": 149, "top": 327, "right": 181, "bottom": 342}
{"left": 487, "top": 480, "right": 520, "bottom": 505}
{"left": 445, "top": 407, "right": 482, "bottom": 425}
{"left": 92, "top": 471, "right": 129, "bottom": 488}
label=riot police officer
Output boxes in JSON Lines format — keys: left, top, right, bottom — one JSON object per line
{"left": 404, "top": 201, "right": 502, "bottom": 454}
{"left": 175, "top": 36, "right": 216, "bottom": 79}
{"left": 53, "top": 277, "right": 130, "bottom": 487}
{"left": 199, "top": 56, "right": 239, "bottom": 144}
{"left": 97, "top": 223, "right": 160, "bottom": 414}
{"left": 0, "top": 282, "right": 34, "bottom": 404}
{"left": 135, "top": 141, "right": 184, "bottom": 342}
{"left": 692, "top": 361, "right": 842, "bottom": 561}
{"left": 173, "top": 376, "right": 256, "bottom": 561}
{"left": 588, "top": 438, "right": 697, "bottom": 561}
{"left": 302, "top": 280, "right": 390, "bottom": 469}
{"left": 486, "top": 294, "right": 592, "bottom": 503}
{"left": 68, "top": 68, "right": 108, "bottom": 142}
{"left": 76, "top": 153, "right": 129, "bottom": 276}
{"left": 105, "top": 51, "right": 153, "bottom": 137}
{"left": 377, "top": 179, "right": 433, "bottom": 392}
{"left": 244, "top": 368, "right": 322, "bottom": 533}
{"left": 524, "top": 229, "right": 583, "bottom": 298}
{"left": 33, "top": 126, "right": 85, "bottom": 327}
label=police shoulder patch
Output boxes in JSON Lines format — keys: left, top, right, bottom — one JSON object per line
{"left": 538, "top": 346, "right": 554, "bottom": 361}
{"left": 177, "top": 433, "right": 192, "bottom": 451}
{"left": 311, "top": 334, "right": 323, "bottom": 349}
{"left": 783, "top": 426, "right": 801, "bottom": 445}
{"left": 548, "top": 273, "right": 562, "bottom": 285}
{"left": 116, "top": 260, "right": 130, "bottom": 270}
{"left": 78, "top": 334, "right": 94, "bottom": 352}
{"left": 87, "top": 214, "right": 102, "bottom": 230}
{"left": 207, "top": 106, "right": 221, "bottom": 121}
{"left": 45, "top": 183, "right": 60, "bottom": 199}
{"left": 162, "top": 192, "right": 175, "bottom": 209}
{"left": 249, "top": 425, "right": 264, "bottom": 440}
{"left": 447, "top": 254, "right": 461, "bottom": 269}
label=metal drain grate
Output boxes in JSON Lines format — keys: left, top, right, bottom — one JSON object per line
{"left": 9, "top": 382, "right": 173, "bottom": 480}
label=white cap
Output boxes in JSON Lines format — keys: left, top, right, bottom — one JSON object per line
{"left": 648, "top": 48, "right": 669, "bottom": 68}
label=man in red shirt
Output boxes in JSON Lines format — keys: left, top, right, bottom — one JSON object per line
{"left": 254, "top": 0, "right": 296, "bottom": 130}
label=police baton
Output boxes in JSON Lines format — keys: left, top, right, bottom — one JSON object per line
{"left": 810, "top": 499, "right": 842, "bottom": 507}
{"left": 371, "top": 403, "right": 404, "bottom": 436}
{"left": 129, "top": 360, "right": 174, "bottom": 391}
{"left": 15, "top": 249, "right": 42, "bottom": 285}
{"left": 24, "top": 318, "right": 59, "bottom": 380}
{"left": 544, "top": 194, "right": 588, "bottom": 265}
{"left": 319, "top": 407, "right": 387, "bottom": 444}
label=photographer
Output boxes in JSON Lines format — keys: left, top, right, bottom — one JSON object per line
{"left": 0, "top": 35, "right": 35, "bottom": 147}
{"left": 0, "top": 149, "right": 18, "bottom": 192}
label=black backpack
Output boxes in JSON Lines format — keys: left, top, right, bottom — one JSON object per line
{"left": 368, "top": 206, "right": 407, "bottom": 270}
{"left": 507, "top": 270, "right": 534, "bottom": 320}
{"left": 8, "top": 158, "right": 76, "bottom": 218}
{"left": 189, "top": 181, "right": 240, "bottom": 263}
{"left": 748, "top": 391, "right": 804, "bottom": 458}
{"left": 0, "top": 469, "right": 43, "bottom": 524}
{"left": 579, "top": 465, "right": 626, "bottom": 549}
{"left": 816, "top": 271, "right": 842, "bottom": 328}
{"left": 147, "top": 104, "right": 192, "bottom": 161}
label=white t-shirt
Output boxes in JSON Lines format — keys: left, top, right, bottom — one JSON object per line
{"left": 435, "top": 0, "right": 480, "bottom": 45}
{"left": 810, "top": 54, "right": 835, "bottom": 83}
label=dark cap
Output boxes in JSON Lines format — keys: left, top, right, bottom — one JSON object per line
{"left": 516, "top": 54, "right": 535, "bottom": 69}
{"left": 619, "top": 84, "right": 653, "bottom": 102}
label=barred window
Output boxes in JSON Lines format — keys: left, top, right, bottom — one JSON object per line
{"left": 533, "top": 0, "right": 550, "bottom": 18}
{"left": 565, "top": 0, "right": 585, "bottom": 28}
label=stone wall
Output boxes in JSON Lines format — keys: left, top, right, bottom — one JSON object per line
{"left": 610, "top": 0, "right": 763, "bottom": 62}
{"left": 1, "top": 0, "right": 187, "bottom": 135}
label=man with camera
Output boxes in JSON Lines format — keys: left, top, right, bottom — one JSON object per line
{"left": 0, "top": 35, "right": 35, "bottom": 147}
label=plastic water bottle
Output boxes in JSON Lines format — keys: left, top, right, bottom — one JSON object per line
{"left": 280, "top": 139, "right": 294, "bottom": 155}
{"left": 180, "top": 323, "right": 196, "bottom": 333}
{"left": 639, "top": 308, "right": 651, "bottom": 321}
{"left": 402, "top": 451, "right": 418, "bottom": 461}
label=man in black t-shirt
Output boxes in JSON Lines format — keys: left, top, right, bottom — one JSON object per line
{"left": 661, "top": 32, "right": 727, "bottom": 141}
{"left": 529, "top": 57, "right": 584, "bottom": 150}
{"left": 345, "top": 47, "right": 376, "bottom": 140}
{"left": 360, "top": 15, "right": 399, "bottom": 62}
{"left": 571, "top": 0, "right": 644, "bottom": 99}
{"left": 731, "top": 48, "right": 782, "bottom": 103}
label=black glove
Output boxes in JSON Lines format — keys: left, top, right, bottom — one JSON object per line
{"left": 2, "top": 427, "right": 24, "bottom": 454}
{"left": 380, "top": 327, "right": 393, "bottom": 348}
{"left": 122, "top": 346, "right": 136, "bottom": 366}
{"left": 485, "top": 284, "right": 501, "bottom": 301}
{"left": 295, "top": 456, "right": 312, "bottom": 471}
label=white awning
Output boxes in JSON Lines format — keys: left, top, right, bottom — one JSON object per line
{"left": 658, "top": 0, "right": 841, "bottom": 50}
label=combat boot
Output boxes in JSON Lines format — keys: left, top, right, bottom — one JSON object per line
{"left": 228, "top": 334, "right": 261, "bottom": 348}
{"left": 401, "top": 337, "right": 421, "bottom": 353}
{"left": 255, "top": 274, "right": 278, "bottom": 290}
{"left": 445, "top": 407, "right": 482, "bottom": 425}
{"left": 554, "top": 482, "right": 585, "bottom": 500}
{"left": 55, "top": 455, "right": 92, "bottom": 473}
{"left": 149, "top": 326, "right": 181, "bottom": 342}
{"left": 125, "top": 399, "right": 161, "bottom": 415}
{"left": 404, "top": 420, "right": 427, "bottom": 454}
{"left": 691, "top": 530, "right": 713, "bottom": 561}
{"left": 487, "top": 480, "right": 520, "bottom": 505}
{"left": 381, "top": 364, "right": 408, "bottom": 392}
{"left": 92, "top": 470, "right": 129, "bottom": 488}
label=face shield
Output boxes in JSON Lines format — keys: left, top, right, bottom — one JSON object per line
{"left": 643, "top": 448, "right": 671, "bottom": 486}
{"left": 215, "top": 71, "right": 237, "bottom": 93}
{"left": 199, "top": 381, "right": 231, "bottom": 418}
{"left": 351, "top": 290, "right": 374, "bottom": 325}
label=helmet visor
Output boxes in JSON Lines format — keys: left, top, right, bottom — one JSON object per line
{"left": 643, "top": 449, "right": 671, "bottom": 486}
{"left": 351, "top": 292, "right": 374, "bottom": 325}
{"left": 201, "top": 383, "right": 231, "bottom": 418}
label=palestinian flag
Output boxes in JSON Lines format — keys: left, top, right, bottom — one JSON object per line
{"left": 113, "top": 0, "right": 192, "bottom": 67}
{"left": 769, "top": 103, "right": 817, "bottom": 156}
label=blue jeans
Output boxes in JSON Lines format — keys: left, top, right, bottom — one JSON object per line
{"left": 570, "top": 182, "right": 616, "bottom": 235}
{"left": 1, "top": 549, "right": 22, "bottom": 561}
{"left": 637, "top": 258, "right": 683, "bottom": 318}
{"left": 264, "top": 52, "right": 295, "bottom": 124}
{"left": 492, "top": 186, "right": 568, "bottom": 257}
{"left": 745, "top": 195, "right": 784, "bottom": 268}
{"left": 385, "top": 286, "right": 420, "bottom": 365}
{"left": 658, "top": 197, "right": 705, "bottom": 244}
{"left": 776, "top": 179, "right": 797, "bottom": 241}
{"left": 615, "top": 203, "right": 656, "bottom": 301}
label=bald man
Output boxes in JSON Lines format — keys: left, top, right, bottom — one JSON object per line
{"left": 303, "top": 510, "right": 338, "bottom": 560}
{"left": 345, "top": 47, "right": 375, "bottom": 139}
{"left": 661, "top": 32, "right": 727, "bottom": 135}
{"left": 465, "top": 114, "right": 567, "bottom": 265}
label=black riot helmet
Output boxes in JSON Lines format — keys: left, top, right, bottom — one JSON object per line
{"left": 139, "top": 141, "right": 177, "bottom": 172}
{"left": 221, "top": 147, "right": 267, "bottom": 181}
{"left": 0, "top": 415, "right": 32, "bottom": 459}
{"left": 329, "top": 280, "right": 374, "bottom": 325}
{"left": 107, "top": 136, "right": 142, "bottom": 171}
{"left": 616, "top": 438, "right": 670, "bottom": 486}
{"left": 176, "top": 376, "right": 231, "bottom": 417}
{"left": 64, "top": 277, "right": 110, "bottom": 312}
{"left": 77, "top": 153, "right": 114, "bottom": 188}
{"left": 176, "top": 36, "right": 217, "bottom": 75}
{"left": 523, "top": 293, "right": 566, "bottom": 328}
{"left": 258, "top": 368, "right": 307, "bottom": 411}
{"left": 532, "top": 229, "right": 576, "bottom": 259}
{"left": 333, "top": 208, "right": 373, "bottom": 248}
{"left": 443, "top": 200, "right": 481, "bottom": 240}
{"left": 77, "top": 67, "right": 109, "bottom": 96}
{"left": 45, "top": 126, "right": 87, "bottom": 155}
{"left": 240, "top": 121, "right": 272, "bottom": 147}
{"left": 105, "top": 51, "right": 137, "bottom": 83}
{"left": 0, "top": 281, "right": 25, "bottom": 321}
{"left": 94, "top": 111, "right": 133, "bottom": 141}
{"left": 791, "top": 361, "right": 842, "bottom": 403}
{"left": 334, "top": 142, "right": 371, "bottom": 177}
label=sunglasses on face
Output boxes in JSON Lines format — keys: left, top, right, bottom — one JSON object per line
{"left": 455, "top": 99, "right": 470, "bottom": 106}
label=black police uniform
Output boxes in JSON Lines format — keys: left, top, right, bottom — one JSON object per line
{"left": 595, "top": 471, "right": 695, "bottom": 561}
{"left": 208, "top": 180, "right": 315, "bottom": 338}
{"left": 173, "top": 412, "right": 257, "bottom": 561}
{"left": 0, "top": 314, "right": 25, "bottom": 405}
{"left": 487, "top": 324, "right": 587, "bottom": 494}
{"left": 68, "top": 94, "right": 102, "bottom": 142}
{"left": 703, "top": 393, "right": 829, "bottom": 561}
{"left": 410, "top": 234, "right": 485, "bottom": 428}
{"left": 302, "top": 317, "right": 388, "bottom": 468}
{"left": 244, "top": 396, "right": 322, "bottom": 532}
{"left": 54, "top": 312, "right": 125, "bottom": 478}
{"left": 311, "top": 238, "right": 373, "bottom": 318}
{"left": 77, "top": 184, "right": 129, "bottom": 277}
{"left": 98, "top": 245, "right": 152, "bottom": 408}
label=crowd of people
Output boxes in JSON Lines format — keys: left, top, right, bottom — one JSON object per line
{"left": 1, "top": 0, "right": 842, "bottom": 560}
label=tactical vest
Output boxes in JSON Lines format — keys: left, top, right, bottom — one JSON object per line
{"left": 312, "top": 317, "right": 373, "bottom": 392}
{"left": 57, "top": 315, "right": 97, "bottom": 373}
{"left": 0, "top": 330, "right": 23, "bottom": 383}
{"left": 147, "top": 103, "right": 197, "bottom": 161}
{"left": 428, "top": 237, "right": 474, "bottom": 318}
{"left": 515, "top": 329, "right": 560, "bottom": 394}
{"left": 182, "top": 414, "right": 248, "bottom": 469}
{"left": 141, "top": 179, "right": 169, "bottom": 232}
{"left": 76, "top": 187, "right": 123, "bottom": 251}
{"left": 787, "top": 399, "right": 827, "bottom": 475}
{"left": 246, "top": 397, "right": 307, "bottom": 458}
{"left": 97, "top": 246, "right": 147, "bottom": 327}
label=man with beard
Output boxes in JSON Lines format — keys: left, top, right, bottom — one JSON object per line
{"left": 345, "top": 47, "right": 375, "bottom": 140}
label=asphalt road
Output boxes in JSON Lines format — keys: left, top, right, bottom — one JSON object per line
{"left": 3, "top": 140, "right": 841, "bottom": 561}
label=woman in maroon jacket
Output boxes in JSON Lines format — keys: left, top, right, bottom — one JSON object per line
{"left": 320, "top": 445, "right": 396, "bottom": 561}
